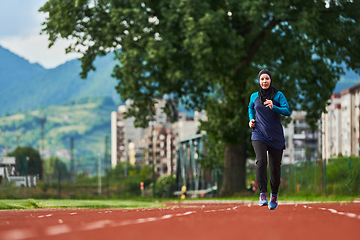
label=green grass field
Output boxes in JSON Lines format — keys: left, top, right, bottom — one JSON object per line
{"left": 1, "top": 195, "right": 358, "bottom": 211}
{"left": 0, "top": 199, "right": 164, "bottom": 210}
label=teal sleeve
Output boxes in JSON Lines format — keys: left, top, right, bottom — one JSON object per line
{"left": 272, "top": 92, "right": 291, "bottom": 116}
{"left": 248, "top": 93, "right": 257, "bottom": 120}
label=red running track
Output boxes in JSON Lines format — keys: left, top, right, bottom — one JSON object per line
{"left": 0, "top": 201, "right": 359, "bottom": 240}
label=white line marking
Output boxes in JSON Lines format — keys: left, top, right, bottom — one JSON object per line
{"left": 0, "top": 210, "right": 198, "bottom": 239}
{"left": 0, "top": 229, "right": 37, "bottom": 240}
{"left": 346, "top": 213, "right": 356, "bottom": 218}
{"left": 82, "top": 220, "right": 114, "bottom": 230}
{"left": 328, "top": 209, "right": 337, "bottom": 213}
{"left": 38, "top": 215, "right": 44, "bottom": 218}
{"left": 161, "top": 214, "right": 173, "bottom": 219}
{"left": 70, "top": 212, "right": 77, "bottom": 215}
{"left": 45, "top": 225, "right": 71, "bottom": 236}
{"left": 317, "top": 207, "right": 360, "bottom": 220}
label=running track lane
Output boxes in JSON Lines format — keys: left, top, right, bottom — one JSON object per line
{"left": 0, "top": 202, "right": 359, "bottom": 240}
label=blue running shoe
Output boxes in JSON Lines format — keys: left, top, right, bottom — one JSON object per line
{"left": 259, "top": 192, "right": 268, "bottom": 206}
{"left": 268, "top": 193, "right": 278, "bottom": 210}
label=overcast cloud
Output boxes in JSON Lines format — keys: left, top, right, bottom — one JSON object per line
{"left": 0, "top": 0, "right": 81, "bottom": 69}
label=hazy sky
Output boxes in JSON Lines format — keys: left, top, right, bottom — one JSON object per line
{"left": 0, "top": 0, "right": 81, "bottom": 69}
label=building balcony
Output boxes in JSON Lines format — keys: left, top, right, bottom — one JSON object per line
{"left": 293, "top": 133, "right": 306, "bottom": 139}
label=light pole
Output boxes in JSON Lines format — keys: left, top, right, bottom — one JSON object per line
{"left": 39, "top": 117, "right": 46, "bottom": 158}
{"left": 150, "top": 121, "right": 156, "bottom": 199}
{"left": 16, "top": 133, "right": 21, "bottom": 148}
{"left": 98, "top": 153, "right": 102, "bottom": 197}
{"left": 26, "top": 156, "right": 29, "bottom": 187}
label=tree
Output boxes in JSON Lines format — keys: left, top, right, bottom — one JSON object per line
{"left": 40, "top": 0, "right": 360, "bottom": 196}
{"left": 44, "top": 156, "right": 70, "bottom": 183}
{"left": 9, "top": 146, "right": 43, "bottom": 179}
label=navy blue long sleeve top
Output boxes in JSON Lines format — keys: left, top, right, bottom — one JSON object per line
{"left": 248, "top": 91, "right": 291, "bottom": 150}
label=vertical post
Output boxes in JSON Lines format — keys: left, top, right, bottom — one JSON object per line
{"left": 294, "top": 163, "right": 297, "bottom": 193}
{"left": 70, "top": 137, "right": 74, "bottom": 183}
{"left": 323, "top": 159, "right": 327, "bottom": 193}
{"left": 98, "top": 153, "right": 102, "bottom": 197}
{"left": 215, "top": 169, "right": 219, "bottom": 198}
{"left": 105, "top": 135, "right": 109, "bottom": 199}
{"left": 189, "top": 140, "right": 194, "bottom": 190}
{"left": 314, "top": 160, "right": 317, "bottom": 192}
{"left": 57, "top": 159, "right": 61, "bottom": 199}
{"left": 16, "top": 133, "right": 21, "bottom": 148}
{"left": 320, "top": 159, "right": 324, "bottom": 190}
{"left": 39, "top": 117, "right": 46, "bottom": 158}
{"left": 307, "top": 160, "right": 310, "bottom": 189}
{"left": 348, "top": 157, "right": 351, "bottom": 196}
{"left": 25, "top": 156, "right": 29, "bottom": 187}
{"left": 151, "top": 124, "right": 155, "bottom": 199}
{"left": 301, "top": 161, "right": 303, "bottom": 188}
{"left": 211, "top": 170, "right": 214, "bottom": 198}
{"left": 288, "top": 165, "right": 291, "bottom": 194}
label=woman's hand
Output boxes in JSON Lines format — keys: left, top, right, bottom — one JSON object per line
{"left": 249, "top": 119, "right": 255, "bottom": 128}
{"left": 264, "top": 99, "right": 273, "bottom": 109}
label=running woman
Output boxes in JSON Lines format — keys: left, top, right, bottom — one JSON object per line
{"left": 248, "top": 69, "right": 291, "bottom": 210}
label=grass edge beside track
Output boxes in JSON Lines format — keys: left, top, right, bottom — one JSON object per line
{"left": 1, "top": 196, "right": 359, "bottom": 210}
{"left": 0, "top": 199, "right": 164, "bottom": 210}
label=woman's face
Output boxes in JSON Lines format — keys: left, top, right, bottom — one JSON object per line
{"left": 259, "top": 73, "right": 271, "bottom": 90}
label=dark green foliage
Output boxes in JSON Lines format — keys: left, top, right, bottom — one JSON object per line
{"left": 9, "top": 147, "right": 43, "bottom": 179}
{"left": 278, "top": 156, "right": 360, "bottom": 196}
{"left": 44, "top": 157, "right": 71, "bottom": 183}
{"left": 109, "top": 162, "right": 153, "bottom": 197}
{"left": 154, "top": 174, "right": 176, "bottom": 198}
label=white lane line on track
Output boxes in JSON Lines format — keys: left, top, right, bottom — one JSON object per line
{"left": 0, "top": 229, "right": 37, "bottom": 240}
{"left": 70, "top": 212, "right": 77, "bottom": 215}
{"left": 45, "top": 214, "right": 52, "bottom": 217}
{"left": 81, "top": 220, "right": 114, "bottom": 230}
{"left": 45, "top": 225, "right": 71, "bottom": 236}
{"left": 317, "top": 207, "right": 360, "bottom": 220}
{"left": 0, "top": 210, "right": 197, "bottom": 240}
{"left": 161, "top": 214, "right": 173, "bottom": 219}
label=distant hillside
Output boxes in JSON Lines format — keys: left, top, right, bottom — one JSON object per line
{"left": 0, "top": 46, "right": 46, "bottom": 95}
{"left": 0, "top": 96, "right": 117, "bottom": 172}
{"left": 0, "top": 45, "right": 120, "bottom": 115}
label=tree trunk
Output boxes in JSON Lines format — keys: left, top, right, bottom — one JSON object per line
{"left": 219, "top": 139, "right": 247, "bottom": 197}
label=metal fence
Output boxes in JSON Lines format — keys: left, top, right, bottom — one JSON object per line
{"left": 247, "top": 156, "right": 360, "bottom": 196}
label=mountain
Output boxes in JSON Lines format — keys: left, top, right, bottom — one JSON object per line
{"left": 0, "top": 46, "right": 46, "bottom": 96}
{"left": 0, "top": 46, "right": 120, "bottom": 115}
{"left": 0, "top": 96, "right": 116, "bottom": 172}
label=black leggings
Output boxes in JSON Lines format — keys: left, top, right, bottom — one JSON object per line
{"left": 252, "top": 140, "right": 283, "bottom": 194}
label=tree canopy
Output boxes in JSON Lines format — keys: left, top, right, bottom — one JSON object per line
{"left": 9, "top": 146, "right": 43, "bottom": 179}
{"left": 40, "top": 0, "right": 360, "bottom": 195}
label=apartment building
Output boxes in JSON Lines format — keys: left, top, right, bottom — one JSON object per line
{"left": 283, "top": 110, "right": 320, "bottom": 164}
{"left": 322, "top": 83, "right": 360, "bottom": 158}
{"left": 321, "top": 94, "right": 342, "bottom": 158}
{"left": 111, "top": 99, "right": 206, "bottom": 176}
